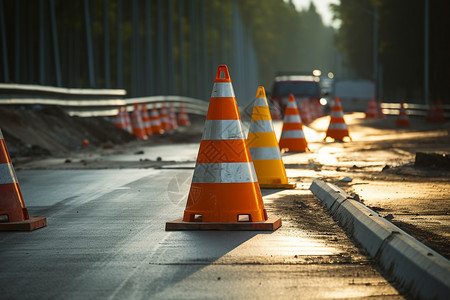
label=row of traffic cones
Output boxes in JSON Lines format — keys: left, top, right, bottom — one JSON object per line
{"left": 114, "top": 103, "right": 191, "bottom": 140}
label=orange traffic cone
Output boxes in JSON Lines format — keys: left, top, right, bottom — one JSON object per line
{"left": 130, "top": 103, "right": 148, "bottom": 140}
{"left": 150, "top": 104, "right": 164, "bottom": 134}
{"left": 279, "top": 94, "right": 309, "bottom": 152}
{"left": 160, "top": 104, "right": 171, "bottom": 131}
{"left": 169, "top": 103, "right": 178, "bottom": 130}
{"left": 325, "top": 97, "right": 351, "bottom": 141}
{"left": 396, "top": 102, "right": 410, "bottom": 127}
{"left": 177, "top": 104, "right": 191, "bottom": 126}
{"left": 140, "top": 103, "right": 153, "bottom": 136}
{"left": 365, "top": 98, "right": 378, "bottom": 118}
{"left": 113, "top": 107, "right": 126, "bottom": 130}
{"left": 0, "top": 129, "right": 46, "bottom": 231}
{"left": 434, "top": 99, "right": 446, "bottom": 123}
{"left": 247, "top": 87, "right": 296, "bottom": 189}
{"left": 166, "top": 65, "right": 281, "bottom": 231}
{"left": 300, "top": 101, "right": 312, "bottom": 124}
{"left": 377, "top": 99, "right": 386, "bottom": 118}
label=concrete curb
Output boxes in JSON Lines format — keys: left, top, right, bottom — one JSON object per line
{"left": 310, "top": 179, "right": 450, "bottom": 300}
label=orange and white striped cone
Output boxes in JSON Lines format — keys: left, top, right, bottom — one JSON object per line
{"left": 365, "top": 98, "right": 378, "bottom": 118}
{"left": 131, "top": 103, "right": 148, "bottom": 140}
{"left": 166, "top": 65, "right": 281, "bottom": 231}
{"left": 300, "top": 100, "right": 312, "bottom": 124}
{"left": 122, "top": 106, "right": 133, "bottom": 133}
{"left": 140, "top": 103, "right": 153, "bottom": 136}
{"left": 396, "top": 102, "right": 410, "bottom": 127}
{"left": 279, "top": 94, "right": 309, "bottom": 152}
{"left": 377, "top": 99, "right": 386, "bottom": 118}
{"left": 113, "top": 107, "right": 126, "bottom": 130}
{"left": 150, "top": 104, "right": 164, "bottom": 134}
{"left": 0, "top": 129, "right": 46, "bottom": 231}
{"left": 177, "top": 104, "right": 191, "bottom": 126}
{"left": 169, "top": 103, "right": 178, "bottom": 131}
{"left": 247, "top": 87, "right": 296, "bottom": 189}
{"left": 160, "top": 104, "right": 171, "bottom": 131}
{"left": 325, "top": 97, "right": 351, "bottom": 141}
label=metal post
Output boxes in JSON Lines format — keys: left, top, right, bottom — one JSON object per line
{"left": 145, "top": 0, "right": 153, "bottom": 95}
{"left": 189, "top": 1, "right": 197, "bottom": 98}
{"left": 50, "top": 0, "right": 62, "bottom": 87}
{"left": 167, "top": 0, "right": 175, "bottom": 94}
{"left": 373, "top": 6, "right": 378, "bottom": 100}
{"left": 103, "top": 0, "right": 110, "bottom": 88}
{"left": 156, "top": 0, "right": 166, "bottom": 94}
{"left": 39, "top": 0, "right": 45, "bottom": 85}
{"left": 83, "top": 0, "right": 95, "bottom": 87}
{"left": 424, "top": 0, "right": 429, "bottom": 105}
{"left": 131, "top": 0, "right": 138, "bottom": 96}
{"left": 116, "top": 0, "right": 123, "bottom": 88}
{"left": 178, "top": 0, "right": 186, "bottom": 95}
{"left": 14, "top": 0, "right": 20, "bottom": 83}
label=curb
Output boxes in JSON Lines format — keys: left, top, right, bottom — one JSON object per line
{"left": 310, "top": 179, "right": 450, "bottom": 300}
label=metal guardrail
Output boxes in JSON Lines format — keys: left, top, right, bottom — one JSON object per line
{"left": 380, "top": 102, "right": 450, "bottom": 117}
{"left": 0, "top": 83, "right": 208, "bottom": 117}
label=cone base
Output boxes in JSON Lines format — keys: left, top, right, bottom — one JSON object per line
{"left": 165, "top": 217, "right": 281, "bottom": 231}
{"left": 259, "top": 182, "right": 296, "bottom": 189}
{"left": 0, "top": 217, "right": 47, "bottom": 231}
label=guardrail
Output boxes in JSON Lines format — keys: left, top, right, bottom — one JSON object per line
{"left": 0, "top": 83, "right": 208, "bottom": 117}
{"left": 380, "top": 102, "right": 450, "bottom": 117}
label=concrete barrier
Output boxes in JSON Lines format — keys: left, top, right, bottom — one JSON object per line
{"left": 310, "top": 179, "right": 450, "bottom": 300}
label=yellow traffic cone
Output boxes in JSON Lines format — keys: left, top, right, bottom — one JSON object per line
{"left": 247, "top": 87, "right": 296, "bottom": 189}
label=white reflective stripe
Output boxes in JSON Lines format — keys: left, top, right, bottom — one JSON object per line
{"left": 331, "top": 111, "right": 344, "bottom": 117}
{"left": 328, "top": 123, "right": 348, "bottom": 129}
{"left": 281, "top": 130, "right": 305, "bottom": 139}
{"left": 211, "top": 82, "right": 235, "bottom": 98}
{"left": 0, "top": 163, "right": 18, "bottom": 184}
{"left": 0, "top": 129, "right": 3, "bottom": 139}
{"left": 151, "top": 119, "right": 161, "bottom": 125}
{"left": 287, "top": 101, "right": 298, "bottom": 108}
{"left": 249, "top": 120, "right": 274, "bottom": 133}
{"left": 250, "top": 147, "right": 282, "bottom": 160}
{"left": 283, "top": 114, "right": 301, "bottom": 123}
{"left": 192, "top": 162, "right": 257, "bottom": 183}
{"left": 202, "top": 119, "right": 245, "bottom": 140}
{"left": 253, "top": 97, "right": 268, "bottom": 107}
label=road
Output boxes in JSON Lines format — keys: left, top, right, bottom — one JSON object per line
{"left": 1, "top": 112, "right": 448, "bottom": 299}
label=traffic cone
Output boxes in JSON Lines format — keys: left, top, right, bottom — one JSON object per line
{"left": 169, "top": 103, "right": 178, "bottom": 130}
{"left": 425, "top": 102, "right": 436, "bottom": 122}
{"left": 130, "top": 103, "right": 148, "bottom": 140}
{"left": 247, "top": 87, "right": 296, "bottom": 189}
{"left": 177, "top": 104, "right": 191, "bottom": 126}
{"left": 122, "top": 106, "right": 132, "bottom": 133}
{"left": 160, "top": 104, "right": 171, "bottom": 131}
{"left": 377, "top": 99, "right": 386, "bottom": 118}
{"left": 270, "top": 100, "right": 282, "bottom": 120}
{"left": 0, "top": 129, "right": 46, "bottom": 231}
{"left": 434, "top": 99, "right": 446, "bottom": 123}
{"left": 113, "top": 107, "right": 126, "bottom": 130}
{"left": 140, "top": 103, "right": 153, "bottom": 136}
{"left": 166, "top": 65, "right": 281, "bottom": 231}
{"left": 279, "top": 94, "right": 309, "bottom": 152}
{"left": 365, "top": 98, "right": 378, "bottom": 118}
{"left": 300, "top": 100, "right": 312, "bottom": 124}
{"left": 325, "top": 97, "right": 351, "bottom": 141}
{"left": 150, "top": 104, "right": 164, "bottom": 134}
{"left": 396, "top": 102, "right": 410, "bottom": 127}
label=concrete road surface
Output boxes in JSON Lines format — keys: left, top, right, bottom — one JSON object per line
{"left": 0, "top": 169, "right": 403, "bottom": 299}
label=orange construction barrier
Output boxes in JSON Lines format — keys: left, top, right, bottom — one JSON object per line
{"left": 279, "top": 94, "right": 309, "bottom": 152}
{"left": 365, "top": 98, "right": 378, "bottom": 118}
{"left": 396, "top": 102, "right": 410, "bottom": 127}
{"left": 0, "top": 129, "right": 46, "bottom": 231}
{"left": 150, "top": 104, "right": 164, "bottom": 134}
{"left": 140, "top": 103, "right": 153, "bottom": 136}
{"left": 159, "top": 104, "right": 171, "bottom": 131}
{"left": 169, "top": 103, "right": 178, "bottom": 130}
{"left": 166, "top": 65, "right": 281, "bottom": 231}
{"left": 177, "top": 104, "right": 191, "bottom": 126}
{"left": 377, "top": 99, "right": 386, "bottom": 118}
{"left": 325, "top": 97, "right": 351, "bottom": 141}
{"left": 130, "top": 103, "right": 148, "bottom": 140}
{"left": 247, "top": 87, "right": 295, "bottom": 189}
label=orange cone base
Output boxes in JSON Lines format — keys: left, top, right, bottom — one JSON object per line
{"left": 259, "top": 182, "right": 296, "bottom": 189}
{"left": 165, "top": 217, "right": 281, "bottom": 231}
{"left": 325, "top": 129, "right": 351, "bottom": 141}
{"left": 279, "top": 139, "right": 309, "bottom": 153}
{"left": 0, "top": 217, "right": 46, "bottom": 231}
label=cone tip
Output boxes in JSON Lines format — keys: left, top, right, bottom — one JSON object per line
{"left": 215, "top": 65, "right": 231, "bottom": 82}
{"left": 256, "top": 86, "right": 266, "bottom": 98}
{"left": 289, "top": 94, "right": 295, "bottom": 102}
